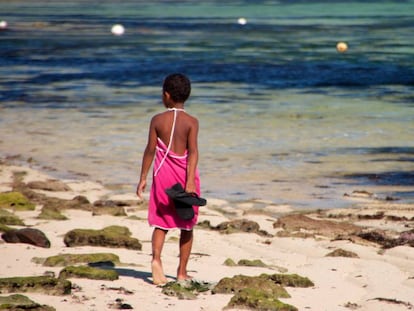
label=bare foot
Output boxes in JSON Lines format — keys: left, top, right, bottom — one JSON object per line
{"left": 151, "top": 260, "right": 167, "bottom": 285}
{"left": 177, "top": 271, "right": 193, "bottom": 282}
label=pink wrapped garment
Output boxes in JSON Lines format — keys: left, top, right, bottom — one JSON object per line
{"left": 148, "top": 110, "right": 200, "bottom": 230}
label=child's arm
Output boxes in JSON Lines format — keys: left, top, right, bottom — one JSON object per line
{"left": 185, "top": 118, "right": 199, "bottom": 194}
{"left": 137, "top": 117, "right": 158, "bottom": 199}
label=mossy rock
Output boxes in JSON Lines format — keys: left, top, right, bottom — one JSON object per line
{"left": 212, "top": 275, "right": 290, "bottom": 298}
{"left": 223, "top": 258, "right": 237, "bottom": 266}
{"left": 92, "top": 200, "right": 128, "bottom": 216}
{"left": 63, "top": 225, "right": 142, "bottom": 250}
{"left": 0, "top": 192, "right": 35, "bottom": 211}
{"left": 238, "top": 259, "right": 267, "bottom": 267}
{"left": 37, "top": 206, "right": 68, "bottom": 220}
{"left": 58, "top": 265, "right": 119, "bottom": 280}
{"left": 0, "top": 294, "right": 55, "bottom": 310}
{"left": 161, "top": 280, "right": 213, "bottom": 300}
{"left": 265, "top": 273, "right": 314, "bottom": 288}
{"left": 35, "top": 253, "right": 120, "bottom": 267}
{"left": 227, "top": 287, "right": 298, "bottom": 311}
{"left": 325, "top": 249, "right": 359, "bottom": 258}
{"left": 92, "top": 206, "right": 127, "bottom": 216}
{"left": 0, "top": 209, "right": 25, "bottom": 226}
{"left": 0, "top": 276, "right": 71, "bottom": 295}
{"left": 0, "top": 224, "right": 12, "bottom": 233}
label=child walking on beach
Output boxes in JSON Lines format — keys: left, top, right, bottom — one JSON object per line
{"left": 136, "top": 73, "right": 202, "bottom": 285}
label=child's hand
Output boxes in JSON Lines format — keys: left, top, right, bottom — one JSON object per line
{"left": 185, "top": 180, "right": 196, "bottom": 194}
{"left": 136, "top": 180, "right": 146, "bottom": 199}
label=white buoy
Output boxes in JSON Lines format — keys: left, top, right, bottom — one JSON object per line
{"left": 0, "top": 20, "right": 8, "bottom": 30}
{"left": 336, "top": 41, "right": 348, "bottom": 53}
{"left": 111, "top": 24, "right": 125, "bottom": 36}
{"left": 237, "top": 18, "right": 247, "bottom": 25}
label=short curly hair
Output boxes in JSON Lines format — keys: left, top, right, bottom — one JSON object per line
{"left": 163, "top": 73, "right": 191, "bottom": 103}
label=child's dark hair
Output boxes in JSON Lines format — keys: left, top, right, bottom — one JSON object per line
{"left": 163, "top": 73, "right": 191, "bottom": 103}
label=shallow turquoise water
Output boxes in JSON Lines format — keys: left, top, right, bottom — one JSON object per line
{"left": 0, "top": 0, "right": 413, "bottom": 208}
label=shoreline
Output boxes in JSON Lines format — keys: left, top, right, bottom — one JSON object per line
{"left": 1, "top": 161, "right": 414, "bottom": 310}
{"left": 2, "top": 151, "right": 413, "bottom": 214}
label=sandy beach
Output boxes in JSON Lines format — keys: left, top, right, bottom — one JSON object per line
{"left": 1, "top": 161, "right": 414, "bottom": 311}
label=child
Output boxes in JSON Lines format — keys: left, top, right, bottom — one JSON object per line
{"left": 136, "top": 73, "right": 201, "bottom": 285}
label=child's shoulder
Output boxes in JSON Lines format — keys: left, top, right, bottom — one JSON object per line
{"left": 183, "top": 111, "right": 199, "bottom": 124}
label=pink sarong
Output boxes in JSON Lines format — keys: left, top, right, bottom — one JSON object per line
{"left": 148, "top": 138, "right": 200, "bottom": 230}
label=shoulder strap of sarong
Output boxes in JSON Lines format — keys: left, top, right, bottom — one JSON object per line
{"left": 154, "top": 108, "right": 183, "bottom": 176}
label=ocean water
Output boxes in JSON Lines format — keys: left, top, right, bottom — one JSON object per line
{"left": 0, "top": 0, "right": 413, "bottom": 209}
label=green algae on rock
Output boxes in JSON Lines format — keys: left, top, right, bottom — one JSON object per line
{"left": 212, "top": 274, "right": 290, "bottom": 298}
{"left": 0, "top": 276, "right": 71, "bottom": 295}
{"left": 63, "top": 225, "right": 142, "bottom": 250}
{"left": 238, "top": 259, "right": 268, "bottom": 267}
{"left": 161, "top": 280, "right": 213, "bottom": 300}
{"left": 197, "top": 219, "right": 272, "bottom": 237}
{"left": 37, "top": 206, "right": 68, "bottom": 220}
{"left": 59, "top": 265, "right": 119, "bottom": 280}
{"left": 0, "top": 294, "right": 56, "bottom": 311}
{"left": 0, "top": 209, "right": 24, "bottom": 225}
{"left": 265, "top": 273, "right": 314, "bottom": 287}
{"left": 0, "top": 192, "right": 35, "bottom": 211}
{"left": 325, "top": 248, "right": 359, "bottom": 258}
{"left": 34, "top": 253, "right": 120, "bottom": 267}
{"left": 223, "top": 258, "right": 237, "bottom": 266}
{"left": 0, "top": 224, "right": 12, "bottom": 233}
{"left": 224, "top": 258, "right": 268, "bottom": 268}
{"left": 92, "top": 200, "right": 128, "bottom": 216}
{"left": 227, "top": 287, "right": 298, "bottom": 311}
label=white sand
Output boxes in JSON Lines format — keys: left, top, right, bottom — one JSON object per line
{"left": 1, "top": 164, "right": 413, "bottom": 311}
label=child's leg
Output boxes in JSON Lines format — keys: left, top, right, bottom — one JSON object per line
{"left": 177, "top": 229, "right": 193, "bottom": 281}
{"left": 151, "top": 227, "right": 168, "bottom": 285}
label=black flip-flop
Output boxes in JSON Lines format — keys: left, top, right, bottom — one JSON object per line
{"left": 165, "top": 183, "right": 207, "bottom": 220}
{"left": 174, "top": 201, "right": 195, "bottom": 220}
{"left": 165, "top": 183, "right": 207, "bottom": 206}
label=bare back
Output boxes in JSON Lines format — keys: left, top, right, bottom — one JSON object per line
{"left": 153, "top": 110, "right": 198, "bottom": 156}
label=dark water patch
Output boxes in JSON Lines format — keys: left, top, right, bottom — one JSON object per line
{"left": 336, "top": 147, "right": 414, "bottom": 156}
{"left": 371, "top": 157, "right": 414, "bottom": 163}
{"left": 388, "top": 191, "right": 414, "bottom": 199}
{"left": 341, "top": 171, "right": 414, "bottom": 186}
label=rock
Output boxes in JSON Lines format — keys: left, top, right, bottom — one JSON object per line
{"left": 0, "top": 224, "right": 12, "bottom": 233}
{"left": 59, "top": 265, "right": 119, "bottom": 280}
{"left": 0, "top": 294, "right": 56, "bottom": 310}
{"left": 0, "top": 276, "right": 71, "bottom": 295}
{"left": 108, "top": 298, "right": 134, "bottom": 310}
{"left": 2, "top": 228, "right": 51, "bottom": 248}
{"left": 161, "top": 280, "right": 213, "bottom": 300}
{"left": 42, "top": 195, "right": 92, "bottom": 212}
{"left": 63, "top": 226, "right": 142, "bottom": 250}
{"left": 273, "top": 214, "right": 362, "bottom": 239}
{"left": 266, "top": 273, "right": 314, "bottom": 287}
{"left": 35, "top": 253, "right": 120, "bottom": 267}
{"left": 212, "top": 274, "right": 290, "bottom": 297}
{"left": 200, "top": 219, "right": 272, "bottom": 237}
{"left": 216, "top": 219, "right": 260, "bottom": 233}
{"left": 358, "top": 229, "right": 414, "bottom": 249}
{"left": 0, "top": 209, "right": 25, "bottom": 225}
{"left": 326, "top": 248, "right": 359, "bottom": 258}
{"left": 92, "top": 200, "right": 127, "bottom": 216}
{"left": 397, "top": 229, "right": 414, "bottom": 247}
{"left": 27, "top": 180, "right": 71, "bottom": 192}
{"left": 237, "top": 259, "right": 267, "bottom": 267}
{"left": 0, "top": 192, "right": 35, "bottom": 211}
{"left": 223, "top": 258, "right": 237, "bottom": 266}
{"left": 227, "top": 287, "right": 298, "bottom": 311}
{"left": 37, "top": 206, "right": 68, "bottom": 220}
